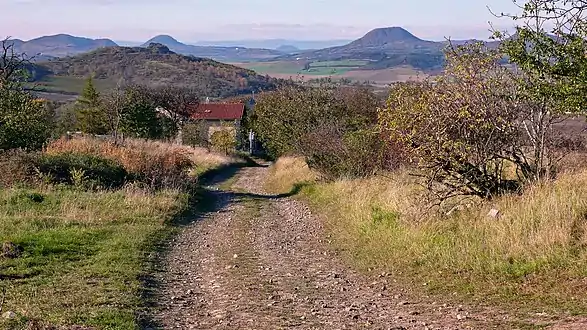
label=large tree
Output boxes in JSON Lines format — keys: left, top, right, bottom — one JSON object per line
{"left": 380, "top": 42, "right": 559, "bottom": 201}
{"left": 492, "top": 0, "right": 587, "bottom": 180}
{"left": 97, "top": 84, "right": 196, "bottom": 141}
{"left": 118, "top": 85, "right": 161, "bottom": 139}
{"left": 101, "top": 85, "right": 126, "bottom": 142}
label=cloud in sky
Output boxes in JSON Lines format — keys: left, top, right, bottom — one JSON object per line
{"left": 3, "top": 0, "right": 518, "bottom": 41}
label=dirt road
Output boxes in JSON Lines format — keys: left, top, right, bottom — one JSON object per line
{"left": 151, "top": 165, "right": 586, "bottom": 329}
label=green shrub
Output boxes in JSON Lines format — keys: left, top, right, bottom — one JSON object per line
{"left": 379, "top": 43, "right": 547, "bottom": 200}
{"left": 252, "top": 85, "right": 397, "bottom": 179}
{"left": 33, "top": 153, "right": 128, "bottom": 189}
{"left": 0, "top": 86, "right": 53, "bottom": 151}
{"left": 301, "top": 126, "right": 396, "bottom": 179}
{"left": 210, "top": 129, "right": 237, "bottom": 155}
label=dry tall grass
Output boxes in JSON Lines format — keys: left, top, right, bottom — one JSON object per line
{"left": 265, "top": 157, "right": 319, "bottom": 194}
{"left": 267, "top": 156, "right": 587, "bottom": 310}
{"left": 46, "top": 137, "right": 236, "bottom": 187}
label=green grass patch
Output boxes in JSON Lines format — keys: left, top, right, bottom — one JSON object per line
{"left": 308, "top": 60, "right": 369, "bottom": 67}
{"left": 303, "top": 67, "right": 355, "bottom": 75}
{"left": 30, "top": 76, "right": 116, "bottom": 95}
{"left": 0, "top": 186, "right": 189, "bottom": 329}
{"left": 236, "top": 61, "right": 304, "bottom": 74}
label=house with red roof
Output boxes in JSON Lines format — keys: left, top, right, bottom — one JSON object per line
{"left": 182, "top": 101, "right": 247, "bottom": 146}
{"left": 188, "top": 103, "right": 245, "bottom": 122}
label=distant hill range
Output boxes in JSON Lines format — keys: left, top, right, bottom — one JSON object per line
{"left": 7, "top": 34, "right": 117, "bottom": 60}
{"left": 6, "top": 34, "right": 287, "bottom": 62}
{"left": 193, "top": 39, "right": 353, "bottom": 50}
{"left": 276, "top": 45, "right": 301, "bottom": 54}
{"left": 272, "top": 27, "right": 499, "bottom": 71}
{"left": 141, "top": 35, "right": 283, "bottom": 61}
{"left": 33, "top": 43, "right": 282, "bottom": 98}
{"left": 274, "top": 27, "right": 448, "bottom": 71}
{"left": 7, "top": 27, "right": 502, "bottom": 89}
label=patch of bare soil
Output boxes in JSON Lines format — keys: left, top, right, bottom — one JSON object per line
{"left": 152, "top": 165, "right": 587, "bottom": 329}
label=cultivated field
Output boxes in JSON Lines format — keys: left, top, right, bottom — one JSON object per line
{"left": 29, "top": 76, "right": 117, "bottom": 101}
{"left": 233, "top": 60, "right": 427, "bottom": 85}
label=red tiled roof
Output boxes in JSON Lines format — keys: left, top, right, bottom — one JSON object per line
{"left": 188, "top": 103, "right": 245, "bottom": 120}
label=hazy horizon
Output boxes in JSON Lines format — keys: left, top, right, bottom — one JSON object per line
{"left": 4, "top": 0, "right": 517, "bottom": 42}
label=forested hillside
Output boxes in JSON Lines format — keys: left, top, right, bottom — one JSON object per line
{"left": 35, "top": 43, "right": 282, "bottom": 98}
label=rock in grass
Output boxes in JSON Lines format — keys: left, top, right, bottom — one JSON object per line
{"left": 487, "top": 208, "right": 500, "bottom": 219}
{"left": 2, "top": 311, "right": 16, "bottom": 319}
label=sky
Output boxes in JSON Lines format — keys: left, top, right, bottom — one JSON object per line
{"left": 3, "top": 0, "right": 519, "bottom": 42}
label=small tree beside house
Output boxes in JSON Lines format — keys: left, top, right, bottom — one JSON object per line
{"left": 210, "top": 124, "right": 237, "bottom": 154}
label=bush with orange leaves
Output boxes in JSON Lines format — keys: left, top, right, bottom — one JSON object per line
{"left": 46, "top": 137, "right": 195, "bottom": 189}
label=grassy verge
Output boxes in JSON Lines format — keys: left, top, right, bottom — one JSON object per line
{"left": 0, "top": 186, "right": 188, "bottom": 329}
{"left": 265, "top": 157, "right": 587, "bottom": 316}
{"left": 0, "top": 137, "right": 238, "bottom": 329}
